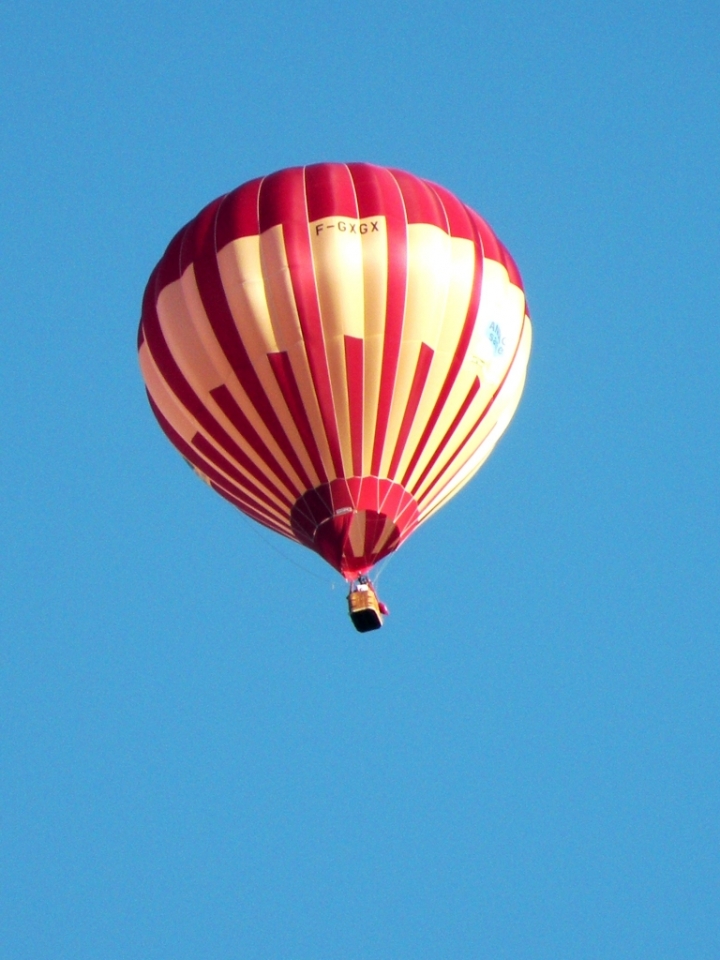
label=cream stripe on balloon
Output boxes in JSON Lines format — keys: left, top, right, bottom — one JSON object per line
{"left": 259, "top": 224, "right": 335, "bottom": 478}
{"left": 216, "top": 236, "right": 318, "bottom": 489}
{"left": 417, "top": 376, "right": 526, "bottom": 525}
{"left": 373, "top": 516, "right": 400, "bottom": 555}
{"left": 404, "top": 258, "right": 525, "bottom": 490}
{"left": 395, "top": 236, "right": 476, "bottom": 486}
{"left": 348, "top": 511, "right": 367, "bottom": 558}
{"left": 380, "top": 224, "right": 453, "bottom": 477}
{"left": 140, "top": 341, "right": 292, "bottom": 525}
{"left": 416, "top": 318, "right": 531, "bottom": 514}
{"left": 155, "top": 274, "right": 294, "bottom": 509}
{"left": 140, "top": 341, "right": 200, "bottom": 446}
{"left": 358, "top": 217, "right": 389, "bottom": 476}
{"left": 309, "top": 216, "right": 366, "bottom": 475}
{"left": 176, "top": 261, "right": 303, "bottom": 494}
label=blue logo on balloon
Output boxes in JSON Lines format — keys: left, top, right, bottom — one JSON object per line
{"left": 487, "top": 322, "right": 505, "bottom": 356}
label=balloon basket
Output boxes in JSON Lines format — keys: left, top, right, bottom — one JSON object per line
{"left": 348, "top": 586, "right": 384, "bottom": 632}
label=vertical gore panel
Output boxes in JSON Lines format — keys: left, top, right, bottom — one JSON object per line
{"left": 258, "top": 167, "right": 305, "bottom": 232}
{"left": 344, "top": 335, "right": 364, "bottom": 476}
{"left": 409, "top": 376, "right": 481, "bottom": 495}
{"left": 156, "top": 227, "right": 186, "bottom": 293}
{"left": 416, "top": 316, "right": 527, "bottom": 504}
{"left": 182, "top": 181, "right": 312, "bottom": 493}
{"left": 211, "top": 483, "right": 290, "bottom": 538}
{"left": 400, "top": 207, "right": 483, "bottom": 488}
{"left": 498, "top": 240, "right": 524, "bottom": 289}
{"left": 259, "top": 168, "right": 345, "bottom": 477}
{"left": 216, "top": 177, "right": 263, "bottom": 249}
{"left": 143, "top": 273, "right": 257, "bottom": 475}
{"left": 348, "top": 164, "right": 408, "bottom": 475}
{"left": 305, "top": 163, "right": 359, "bottom": 221}
{"left": 209, "top": 385, "right": 301, "bottom": 497}
{"left": 267, "top": 351, "right": 328, "bottom": 484}
{"left": 390, "top": 168, "right": 448, "bottom": 229}
{"left": 191, "top": 432, "right": 289, "bottom": 511}
{"left": 147, "top": 393, "right": 288, "bottom": 534}
{"left": 426, "top": 182, "right": 476, "bottom": 240}
{"left": 179, "top": 196, "right": 224, "bottom": 273}
{"left": 387, "top": 342, "right": 434, "bottom": 479}
{"left": 469, "top": 208, "right": 502, "bottom": 262}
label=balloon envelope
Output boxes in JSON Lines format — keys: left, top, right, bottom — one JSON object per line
{"left": 138, "top": 163, "right": 532, "bottom": 578}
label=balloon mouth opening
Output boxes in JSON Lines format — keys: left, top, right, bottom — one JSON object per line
{"left": 290, "top": 478, "right": 419, "bottom": 576}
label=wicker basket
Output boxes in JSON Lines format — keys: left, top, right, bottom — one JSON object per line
{"left": 348, "top": 588, "right": 384, "bottom": 632}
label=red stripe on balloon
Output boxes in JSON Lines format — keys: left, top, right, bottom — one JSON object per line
{"left": 209, "top": 384, "right": 302, "bottom": 498}
{"left": 289, "top": 477, "right": 419, "bottom": 576}
{"left": 210, "top": 482, "right": 291, "bottom": 539}
{"left": 396, "top": 488, "right": 419, "bottom": 524}
{"left": 497, "top": 240, "right": 524, "bottom": 290}
{"left": 142, "top": 274, "right": 291, "bottom": 508}
{"left": 469, "top": 208, "right": 502, "bottom": 262}
{"left": 181, "top": 198, "right": 301, "bottom": 500}
{"left": 215, "top": 177, "right": 263, "bottom": 248}
{"left": 267, "top": 351, "right": 328, "bottom": 484}
{"left": 399, "top": 203, "right": 483, "bottom": 488}
{"left": 390, "top": 168, "right": 448, "bottom": 230}
{"left": 329, "top": 478, "right": 353, "bottom": 514}
{"left": 377, "top": 480, "right": 404, "bottom": 527}
{"left": 257, "top": 166, "right": 302, "bottom": 231}
{"left": 409, "top": 376, "right": 481, "bottom": 496}
{"left": 387, "top": 342, "right": 434, "bottom": 479}
{"left": 344, "top": 335, "right": 364, "bottom": 477}
{"left": 179, "top": 196, "right": 224, "bottom": 271}
{"left": 346, "top": 476, "right": 362, "bottom": 507}
{"left": 146, "top": 393, "right": 288, "bottom": 533}
{"left": 362, "top": 514, "right": 386, "bottom": 558}
{"left": 191, "top": 432, "right": 290, "bottom": 512}
{"left": 305, "top": 163, "right": 359, "bottom": 221}
{"left": 156, "top": 225, "right": 186, "bottom": 291}
{"left": 472, "top": 211, "right": 525, "bottom": 291}
{"left": 416, "top": 315, "right": 527, "bottom": 506}
{"left": 259, "top": 167, "right": 345, "bottom": 477}
{"left": 176, "top": 188, "right": 313, "bottom": 492}
{"left": 347, "top": 164, "right": 408, "bottom": 476}
{"left": 426, "top": 182, "right": 475, "bottom": 240}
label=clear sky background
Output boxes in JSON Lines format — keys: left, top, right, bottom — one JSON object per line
{"left": 2, "top": 2, "right": 718, "bottom": 957}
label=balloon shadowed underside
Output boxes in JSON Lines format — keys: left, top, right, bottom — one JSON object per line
{"left": 138, "top": 163, "right": 532, "bottom": 579}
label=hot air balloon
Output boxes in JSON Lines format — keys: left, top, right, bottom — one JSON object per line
{"left": 138, "top": 163, "right": 531, "bottom": 631}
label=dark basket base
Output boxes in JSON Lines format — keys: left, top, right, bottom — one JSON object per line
{"left": 350, "top": 608, "right": 383, "bottom": 632}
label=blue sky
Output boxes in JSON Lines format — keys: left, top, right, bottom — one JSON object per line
{"left": 2, "top": 2, "right": 718, "bottom": 957}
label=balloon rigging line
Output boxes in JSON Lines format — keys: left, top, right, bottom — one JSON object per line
{"left": 372, "top": 554, "right": 394, "bottom": 585}
{"left": 236, "top": 512, "right": 333, "bottom": 586}
{"left": 372, "top": 534, "right": 409, "bottom": 585}
{"left": 237, "top": 510, "right": 397, "bottom": 590}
